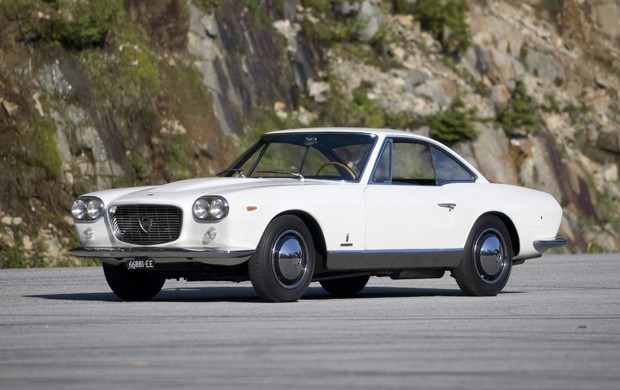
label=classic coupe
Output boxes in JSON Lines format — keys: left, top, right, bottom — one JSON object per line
{"left": 70, "top": 128, "right": 566, "bottom": 301}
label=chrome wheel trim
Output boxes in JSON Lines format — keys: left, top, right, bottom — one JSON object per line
{"left": 473, "top": 228, "right": 507, "bottom": 284}
{"left": 271, "top": 230, "right": 308, "bottom": 289}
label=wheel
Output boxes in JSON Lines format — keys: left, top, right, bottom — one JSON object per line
{"left": 249, "top": 215, "right": 315, "bottom": 302}
{"left": 102, "top": 262, "right": 165, "bottom": 301}
{"left": 453, "top": 216, "right": 513, "bottom": 296}
{"left": 315, "top": 161, "right": 356, "bottom": 179}
{"left": 320, "top": 275, "right": 370, "bottom": 297}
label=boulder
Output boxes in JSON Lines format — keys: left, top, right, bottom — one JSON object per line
{"left": 469, "top": 123, "right": 518, "bottom": 184}
{"left": 476, "top": 46, "right": 525, "bottom": 84}
{"left": 356, "top": 1, "right": 381, "bottom": 42}
{"left": 414, "top": 79, "right": 458, "bottom": 107}
{"left": 596, "top": 130, "right": 620, "bottom": 154}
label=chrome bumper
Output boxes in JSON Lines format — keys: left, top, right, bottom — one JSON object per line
{"left": 70, "top": 247, "right": 254, "bottom": 264}
{"left": 533, "top": 237, "right": 568, "bottom": 253}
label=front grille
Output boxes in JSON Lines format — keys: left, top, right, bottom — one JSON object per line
{"left": 110, "top": 205, "right": 182, "bottom": 245}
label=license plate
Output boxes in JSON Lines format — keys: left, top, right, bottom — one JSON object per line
{"left": 126, "top": 259, "right": 155, "bottom": 270}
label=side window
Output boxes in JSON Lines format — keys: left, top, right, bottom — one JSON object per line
{"left": 431, "top": 147, "right": 476, "bottom": 184}
{"left": 372, "top": 141, "right": 392, "bottom": 183}
{"left": 392, "top": 141, "right": 436, "bottom": 185}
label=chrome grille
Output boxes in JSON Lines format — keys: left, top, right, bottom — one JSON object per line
{"left": 110, "top": 205, "right": 182, "bottom": 245}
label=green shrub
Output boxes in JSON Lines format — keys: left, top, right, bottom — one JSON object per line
{"left": 299, "top": 0, "right": 360, "bottom": 43}
{"left": 394, "top": 0, "right": 471, "bottom": 57}
{"left": 202, "top": 0, "right": 219, "bottom": 8}
{"left": 350, "top": 87, "right": 387, "bottom": 128}
{"left": 498, "top": 80, "right": 539, "bottom": 134}
{"left": 28, "top": 118, "right": 63, "bottom": 180}
{"left": 429, "top": 97, "right": 478, "bottom": 144}
{"left": 163, "top": 135, "right": 191, "bottom": 182}
{"left": 5, "top": 0, "right": 122, "bottom": 50}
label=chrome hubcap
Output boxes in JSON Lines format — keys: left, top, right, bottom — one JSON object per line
{"left": 474, "top": 229, "right": 506, "bottom": 283}
{"left": 271, "top": 230, "right": 307, "bottom": 289}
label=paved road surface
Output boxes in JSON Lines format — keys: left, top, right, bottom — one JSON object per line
{"left": 0, "top": 254, "right": 619, "bottom": 389}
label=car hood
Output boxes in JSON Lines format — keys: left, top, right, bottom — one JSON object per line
{"left": 100, "top": 177, "right": 339, "bottom": 205}
{"left": 152, "top": 177, "right": 323, "bottom": 193}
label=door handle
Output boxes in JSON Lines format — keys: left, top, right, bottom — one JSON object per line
{"left": 438, "top": 203, "right": 456, "bottom": 211}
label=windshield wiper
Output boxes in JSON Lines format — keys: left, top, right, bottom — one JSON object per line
{"left": 255, "top": 169, "right": 305, "bottom": 181}
{"left": 217, "top": 168, "right": 246, "bottom": 177}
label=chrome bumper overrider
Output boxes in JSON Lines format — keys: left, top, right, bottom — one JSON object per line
{"left": 70, "top": 247, "right": 254, "bottom": 261}
{"left": 533, "top": 237, "right": 568, "bottom": 253}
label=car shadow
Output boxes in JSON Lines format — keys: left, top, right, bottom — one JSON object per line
{"left": 26, "top": 285, "right": 483, "bottom": 303}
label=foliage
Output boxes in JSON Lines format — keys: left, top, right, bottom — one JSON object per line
{"left": 0, "top": 240, "right": 26, "bottom": 269}
{"left": 497, "top": 80, "right": 539, "bottom": 134}
{"left": 4, "top": 0, "right": 122, "bottom": 50}
{"left": 429, "top": 97, "right": 478, "bottom": 144}
{"left": 299, "top": 0, "right": 360, "bottom": 43}
{"left": 349, "top": 87, "right": 387, "bottom": 128}
{"left": 301, "top": 0, "right": 333, "bottom": 14}
{"left": 0, "top": 233, "right": 99, "bottom": 268}
{"left": 245, "top": 103, "right": 315, "bottom": 149}
{"left": 313, "top": 80, "right": 388, "bottom": 129}
{"left": 163, "top": 135, "right": 191, "bottom": 182}
{"left": 79, "top": 37, "right": 161, "bottom": 104}
{"left": 202, "top": 0, "right": 220, "bottom": 8}
{"left": 394, "top": 0, "right": 472, "bottom": 57}
{"left": 26, "top": 118, "right": 63, "bottom": 180}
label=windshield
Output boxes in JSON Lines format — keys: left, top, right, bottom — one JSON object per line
{"left": 220, "top": 132, "right": 376, "bottom": 182}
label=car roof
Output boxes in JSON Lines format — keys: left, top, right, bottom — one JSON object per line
{"left": 266, "top": 127, "right": 427, "bottom": 140}
{"left": 265, "top": 127, "right": 489, "bottom": 183}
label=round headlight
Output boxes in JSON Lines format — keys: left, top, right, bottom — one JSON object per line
{"left": 72, "top": 199, "right": 87, "bottom": 220}
{"left": 193, "top": 198, "right": 211, "bottom": 220}
{"left": 86, "top": 199, "right": 103, "bottom": 220}
{"left": 209, "top": 198, "right": 228, "bottom": 219}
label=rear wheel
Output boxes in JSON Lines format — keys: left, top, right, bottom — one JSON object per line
{"left": 453, "top": 216, "right": 513, "bottom": 296}
{"left": 103, "top": 263, "right": 165, "bottom": 301}
{"left": 249, "top": 215, "right": 315, "bottom": 302}
{"left": 320, "top": 275, "right": 370, "bottom": 297}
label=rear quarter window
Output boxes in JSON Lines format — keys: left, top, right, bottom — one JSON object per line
{"left": 431, "top": 147, "right": 476, "bottom": 184}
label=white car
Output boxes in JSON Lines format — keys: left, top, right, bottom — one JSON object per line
{"left": 70, "top": 128, "right": 566, "bottom": 301}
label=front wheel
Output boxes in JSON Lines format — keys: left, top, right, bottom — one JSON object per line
{"left": 453, "top": 216, "right": 513, "bottom": 296}
{"left": 103, "top": 263, "right": 165, "bottom": 301}
{"left": 249, "top": 215, "right": 315, "bottom": 302}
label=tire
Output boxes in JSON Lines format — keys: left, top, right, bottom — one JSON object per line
{"left": 453, "top": 216, "right": 513, "bottom": 296}
{"left": 103, "top": 263, "right": 165, "bottom": 301}
{"left": 249, "top": 215, "right": 315, "bottom": 302}
{"left": 320, "top": 275, "right": 370, "bottom": 297}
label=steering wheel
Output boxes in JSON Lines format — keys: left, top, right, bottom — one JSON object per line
{"left": 315, "top": 161, "right": 356, "bottom": 180}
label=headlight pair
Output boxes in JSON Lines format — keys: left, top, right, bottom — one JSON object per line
{"left": 193, "top": 197, "right": 229, "bottom": 221}
{"left": 72, "top": 197, "right": 104, "bottom": 221}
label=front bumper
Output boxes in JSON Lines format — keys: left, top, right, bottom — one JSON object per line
{"left": 70, "top": 247, "right": 254, "bottom": 266}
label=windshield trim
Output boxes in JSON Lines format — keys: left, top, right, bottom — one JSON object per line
{"left": 219, "top": 132, "right": 378, "bottom": 183}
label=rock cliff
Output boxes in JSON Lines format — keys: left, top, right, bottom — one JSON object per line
{"left": 0, "top": 0, "right": 618, "bottom": 267}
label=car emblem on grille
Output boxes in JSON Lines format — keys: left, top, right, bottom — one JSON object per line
{"left": 138, "top": 217, "right": 153, "bottom": 233}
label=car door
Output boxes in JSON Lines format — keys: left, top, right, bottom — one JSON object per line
{"left": 364, "top": 139, "right": 458, "bottom": 251}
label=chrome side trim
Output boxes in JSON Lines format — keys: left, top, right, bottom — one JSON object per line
{"left": 326, "top": 248, "right": 463, "bottom": 270}
{"left": 533, "top": 237, "right": 568, "bottom": 253}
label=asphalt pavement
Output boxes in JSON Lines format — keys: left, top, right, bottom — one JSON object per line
{"left": 0, "top": 253, "right": 619, "bottom": 389}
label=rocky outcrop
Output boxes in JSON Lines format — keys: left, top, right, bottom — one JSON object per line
{"left": 1, "top": 0, "right": 619, "bottom": 266}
